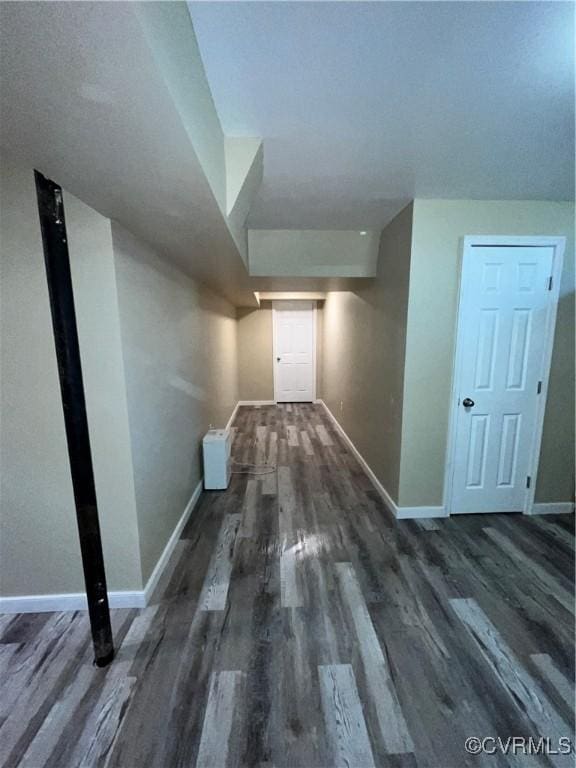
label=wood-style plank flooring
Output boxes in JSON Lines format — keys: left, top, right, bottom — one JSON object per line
{"left": 1, "top": 404, "right": 574, "bottom": 767}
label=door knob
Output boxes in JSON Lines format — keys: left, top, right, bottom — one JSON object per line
{"left": 462, "top": 398, "right": 475, "bottom": 408}
{"left": 276, "top": 357, "right": 281, "bottom": 362}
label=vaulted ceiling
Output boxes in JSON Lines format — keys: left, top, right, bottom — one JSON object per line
{"left": 190, "top": 1, "right": 575, "bottom": 230}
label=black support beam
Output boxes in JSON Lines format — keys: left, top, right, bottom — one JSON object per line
{"left": 34, "top": 171, "right": 114, "bottom": 667}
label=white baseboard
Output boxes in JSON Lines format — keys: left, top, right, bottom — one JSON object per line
{"left": 0, "top": 591, "right": 147, "bottom": 614}
{"left": 225, "top": 401, "right": 240, "bottom": 433}
{"left": 142, "top": 478, "right": 203, "bottom": 603}
{"left": 315, "top": 400, "right": 396, "bottom": 514}
{"left": 238, "top": 400, "right": 276, "bottom": 406}
{"left": 529, "top": 501, "right": 575, "bottom": 516}
{"left": 317, "top": 399, "right": 448, "bottom": 521}
{"left": 0, "top": 479, "right": 203, "bottom": 615}
{"left": 395, "top": 506, "right": 448, "bottom": 519}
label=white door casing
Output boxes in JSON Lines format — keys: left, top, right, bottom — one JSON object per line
{"left": 447, "top": 237, "right": 565, "bottom": 515}
{"left": 272, "top": 301, "right": 316, "bottom": 402}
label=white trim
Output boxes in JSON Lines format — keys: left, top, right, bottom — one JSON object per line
{"left": 529, "top": 501, "right": 575, "bottom": 517}
{"left": 272, "top": 304, "right": 277, "bottom": 402}
{"left": 142, "top": 478, "right": 203, "bottom": 604}
{"left": 443, "top": 235, "right": 566, "bottom": 518}
{"left": 224, "top": 401, "right": 240, "bottom": 432}
{"left": 0, "top": 480, "right": 203, "bottom": 615}
{"left": 523, "top": 238, "right": 565, "bottom": 516}
{"left": 314, "top": 302, "right": 318, "bottom": 401}
{"left": 457, "top": 236, "right": 567, "bottom": 248}
{"left": 109, "top": 591, "right": 146, "bottom": 609}
{"left": 395, "top": 506, "right": 448, "bottom": 520}
{"left": 0, "top": 591, "right": 146, "bottom": 614}
{"left": 237, "top": 400, "right": 276, "bottom": 406}
{"left": 319, "top": 398, "right": 395, "bottom": 513}
{"left": 272, "top": 300, "right": 317, "bottom": 403}
{"left": 317, "top": 399, "right": 448, "bottom": 520}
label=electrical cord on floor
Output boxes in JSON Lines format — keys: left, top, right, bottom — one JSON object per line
{"left": 230, "top": 433, "right": 277, "bottom": 475}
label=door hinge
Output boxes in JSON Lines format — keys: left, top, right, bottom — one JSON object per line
{"left": 547, "top": 276, "right": 553, "bottom": 291}
{"left": 526, "top": 476, "right": 531, "bottom": 489}
{"left": 537, "top": 380, "right": 542, "bottom": 394}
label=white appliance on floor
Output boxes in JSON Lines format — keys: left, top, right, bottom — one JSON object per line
{"left": 202, "top": 428, "right": 232, "bottom": 489}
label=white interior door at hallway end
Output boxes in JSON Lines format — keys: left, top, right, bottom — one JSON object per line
{"left": 450, "top": 244, "right": 558, "bottom": 515}
{"left": 273, "top": 301, "right": 315, "bottom": 402}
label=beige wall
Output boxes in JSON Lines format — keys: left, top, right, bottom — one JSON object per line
{"left": 1, "top": 156, "right": 84, "bottom": 596}
{"left": 136, "top": 2, "right": 226, "bottom": 215}
{"left": 238, "top": 300, "right": 324, "bottom": 402}
{"left": 64, "top": 192, "right": 143, "bottom": 590}
{"left": 112, "top": 224, "right": 239, "bottom": 583}
{"left": 237, "top": 303, "right": 274, "bottom": 401}
{"left": 136, "top": 3, "right": 261, "bottom": 266}
{"left": 316, "top": 305, "right": 323, "bottom": 400}
{"left": 399, "top": 199, "right": 575, "bottom": 506}
{"left": 0, "top": 156, "right": 142, "bottom": 596}
{"left": 0, "top": 155, "right": 240, "bottom": 599}
{"left": 321, "top": 204, "right": 413, "bottom": 501}
{"left": 320, "top": 199, "right": 574, "bottom": 509}
{"left": 249, "top": 229, "right": 379, "bottom": 277}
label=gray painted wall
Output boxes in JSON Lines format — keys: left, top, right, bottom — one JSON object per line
{"left": 321, "top": 204, "right": 413, "bottom": 501}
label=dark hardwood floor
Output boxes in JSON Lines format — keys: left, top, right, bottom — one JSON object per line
{"left": 1, "top": 404, "right": 574, "bottom": 767}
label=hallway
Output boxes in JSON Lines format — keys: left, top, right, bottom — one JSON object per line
{"left": 1, "top": 404, "right": 574, "bottom": 767}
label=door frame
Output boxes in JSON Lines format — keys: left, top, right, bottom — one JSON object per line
{"left": 443, "top": 235, "right": 566, "bottom": 517}
{"left": 272, "top": 300, "right": 317, "bottom": 403}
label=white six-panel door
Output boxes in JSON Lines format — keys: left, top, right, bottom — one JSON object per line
{"left": 450, "top": 244, "right": 557, "bottom": 514}
{"left": 273, "top": 301, "right": 315, "bottom": 402}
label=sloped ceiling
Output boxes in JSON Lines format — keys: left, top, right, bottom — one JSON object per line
{"left": 0, "top": 2, "right": 259, "bottom": 306}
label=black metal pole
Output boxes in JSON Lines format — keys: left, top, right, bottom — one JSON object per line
{"left": 34, "top": 170, "right": 114, "bottom": 667}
